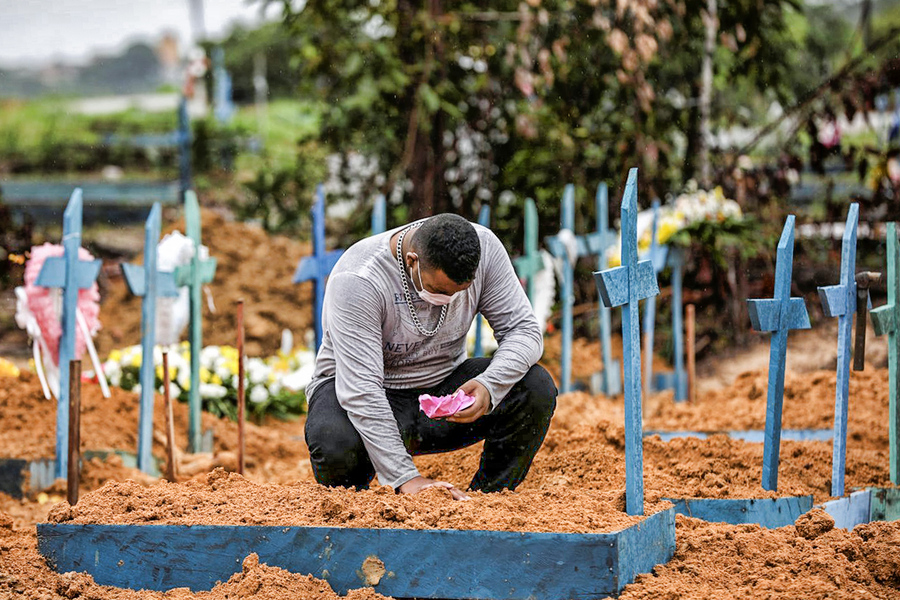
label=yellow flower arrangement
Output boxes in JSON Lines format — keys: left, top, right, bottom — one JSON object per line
{"left": 607, "top": 184, "right": 742, "bottom": 267}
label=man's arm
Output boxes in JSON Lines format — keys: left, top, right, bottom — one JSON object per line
{"left": 324, "top": 272, "right": 420, "bottom": 489}
{"left": 471, "top": 230, "right": 544, "bottom": 409}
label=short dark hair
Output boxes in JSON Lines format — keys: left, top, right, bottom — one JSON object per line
{"left": 413, "top": 213, "right": 481, "bottom": 284}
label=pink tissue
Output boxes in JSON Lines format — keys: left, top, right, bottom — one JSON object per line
{"left": 418, "top": 390, "right": 476, "bottom": 419}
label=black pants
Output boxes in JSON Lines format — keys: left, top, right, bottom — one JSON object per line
{"left": 305, "top": 358, "right": 557, "bottom": 492}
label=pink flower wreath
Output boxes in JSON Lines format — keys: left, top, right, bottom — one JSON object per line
{"left": 22, "top": 243, "right": 101, "bottom": 366}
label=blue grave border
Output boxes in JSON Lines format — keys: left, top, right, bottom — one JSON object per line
{"left": 37, "top": 506, "right": 676, "bottom": 600}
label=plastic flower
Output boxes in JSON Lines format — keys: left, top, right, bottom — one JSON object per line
{"left": 249, "top": 385, "right": 268, "bottom": 404}
{"left": 199, "top": 382, "right": 227, "bottom": 399}
{"left": 0, "top": 358, "right": 20, "bottom": 378}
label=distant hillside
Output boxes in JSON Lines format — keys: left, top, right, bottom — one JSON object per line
{"left": 0, "top": 42, "right": 165, "bottom": 98}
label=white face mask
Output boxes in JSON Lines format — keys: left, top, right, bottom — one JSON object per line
{"left": 412, "top": 259, "right": 454, "bottom": 306}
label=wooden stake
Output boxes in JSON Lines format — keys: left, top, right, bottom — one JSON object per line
{"left": 686, "top": 304, "right": 697, "bottom": 403}
{"left": 163, "top": 351, "right": 177, "bottom": 482}
{"left": 236, "top": 300, "right": 246, "bottom": 475}
{"left": 67, "top": 360, "right": 81, "bottom": 506}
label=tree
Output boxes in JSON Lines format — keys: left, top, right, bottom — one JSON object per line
{"left": 262, "top": 0, "right": 804, "bottom": 239}
{"left": 268, "top": 0, "right": 675, "bottom": 224}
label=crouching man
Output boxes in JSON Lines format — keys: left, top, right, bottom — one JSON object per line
{"left": 305, "top": 213, "right": 557, "bottom": 499}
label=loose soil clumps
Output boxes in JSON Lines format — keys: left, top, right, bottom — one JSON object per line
{"left": 48, "top": 468, "right": 664, "bottom": 534}
{"left": 617, "top": 515, "right": 900, "bottom": 599}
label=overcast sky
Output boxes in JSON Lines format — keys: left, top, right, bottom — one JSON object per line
{"left": 0, "top": 0, "right": 281, "bottom": 68}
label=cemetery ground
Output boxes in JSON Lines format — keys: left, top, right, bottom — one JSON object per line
{"left": 2, "top": 210, "right": 900, "bottom": 598}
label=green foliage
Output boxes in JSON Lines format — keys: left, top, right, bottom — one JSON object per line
{"left": 0, "top": 99, "right": 184, "bottom": 174}
{"left": 263, "top": 0, "right": 804, "bottom": 234}
{"left": 235, "top": 148, "right": 321, "bottom": 235}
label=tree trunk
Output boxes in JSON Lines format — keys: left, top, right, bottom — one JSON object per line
{"left": 697, "top": 0, "right": 717, "bottom": 189}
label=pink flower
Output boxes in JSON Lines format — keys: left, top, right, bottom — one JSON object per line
{"left": 418, "top": 390, "right": 476, "bottom": 419}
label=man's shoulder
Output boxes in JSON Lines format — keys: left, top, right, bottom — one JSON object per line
{"left": 471, "top": 223, "right": 508, "bottom": 261}
{"left": 334, "top": 233, "right": 389, "bottom": 275}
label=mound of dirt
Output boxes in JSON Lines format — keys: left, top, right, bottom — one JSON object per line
{"left": 95, "top": 209, "right": 314, "bottom": 358}
{"left": 0, "top": 371, "right": 311, "bottom": 485}
{"left": 617, "top": 515, "right": 900, "bottom": 599}
{"left": 645, "top": 368, "right": 891, "bottom": 452}
{"left": 48, "top": 467, "right": 663, "bottom": 534}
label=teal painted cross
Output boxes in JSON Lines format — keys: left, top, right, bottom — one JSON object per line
{"left": 293, "top": 185, "right": 344, "bottom": 352}
{"left": 473, "top": 205, "right": 491, "bottom": 357}
{"left": 653, "top": 249, "right": 689, "bottom": 401}
{"left": 871, "top": 221, "right": 900, "bottom": 485}
{"left": 817, "top": 203, "right": 859, "bottom": 496}
{"left": 668, "top": 248, "right": 687, "bottom": 401}
{"left": 747, "top": 216, "right": 810, "bottom": 491}
{"left": 121, "top": 203, "right": 180, "bottom": 474}
{"left": 513, "top": 198, "right": 542, "bottom": 303}
{"left": 371, "top": 194, "right": 386, "bottom": 236}
{"left": 585, "top": 183, "right": 620, "bottom": 397}
{"left": 174, "top": 191, "right": 217, "bottom": 453}
{"left": 642, "top": 199, "right": 669, "bottom": 397}
{"left": 594, "top": 168, "right": 659, "bottom": 516}
{"left": 34, "top": 189, "right": 102, "bottom": 478}
{"left": 544, "top": 184, "right": 576, "bottom": 393}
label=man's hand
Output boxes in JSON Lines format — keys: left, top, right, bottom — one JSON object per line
{"left": 398, "top": 476, "right": 470, "bottom": 500}
{"left": 446, "top": 379, "right": 491, "bottom": 424}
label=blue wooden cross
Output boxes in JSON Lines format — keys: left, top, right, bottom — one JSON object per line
{"left": 473, "top": 205, "right": 491, "bottom": 357}
{"left": 513, "top": 198, "right": 542, "bottom": 304}
{"left": 747, "top": 216, "right": 810, "bottom": 491}
{"left": 34, "top": 189, "right": 102, "bottom": 479}
{"left": 871, "top": 222, "right": 900, "bottom": 485}
{"left": 817, "top": 203, "right": 859, "bottom": 497}
{"left": 293, "top": 185, "right": 344, "bottom": 352}
{"left": 174, "top": 191, "right": 217, "bottom": 453}
{"left": 545, "top": 185, "right": 576, "bottom": 393}
{"left": 594, "top": 168, "right": 660, "bottom": 516}
{"left": 212, "top": 47, "right": 235, "bottom": 124}
{"left": 642, "top": 200, "right": 669, "bottom": 397}
{"left": 121, "top": 203, "right": 180, "bottom": 474}
{"left": 585, "top": 183, "right": 620, "bottom": 397}
{"left": 177, "top": 96, "right": 192, "bottom": 203}
{"left": 371, "top": 194, "right": 386, "bottom": 236}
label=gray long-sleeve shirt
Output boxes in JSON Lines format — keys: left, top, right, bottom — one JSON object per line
{"left": 305, "top": 222, "right": 543, "bottom": 489}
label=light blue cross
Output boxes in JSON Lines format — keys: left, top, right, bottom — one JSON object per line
{"left": 817, "top": 203, "right": 859, "bottom": 497}
{"left": 642, "top": 199, "right": 669, "bottom": 397}
{"left": 594, "top": 168, "right": 659, "bottom": 516}
{"left": 473, "top": 205, "right": 491, "bottom": 357}
{"left": 544, "top": 185, "right": 576, "bottom": 393}
{"left": 293, "top": 185, "right": 344, "bottom": 352}
{"left": 34, "top": 189, "right": 102, "bottom": 479}
{"left": 121, "top": 203, "right": 180, "bottom": 474}
{"left": 747, "top": 216, "right": 810, "bottom": 491}
{"left": 371, "top": 194, "right": 386, "bottom": 236}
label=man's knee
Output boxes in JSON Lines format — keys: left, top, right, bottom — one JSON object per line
{"left": 305, "top": 416, "right": 372, "bottom": 486}
{"left": 520, "top": 364, "right": 558, "bottom": 417}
